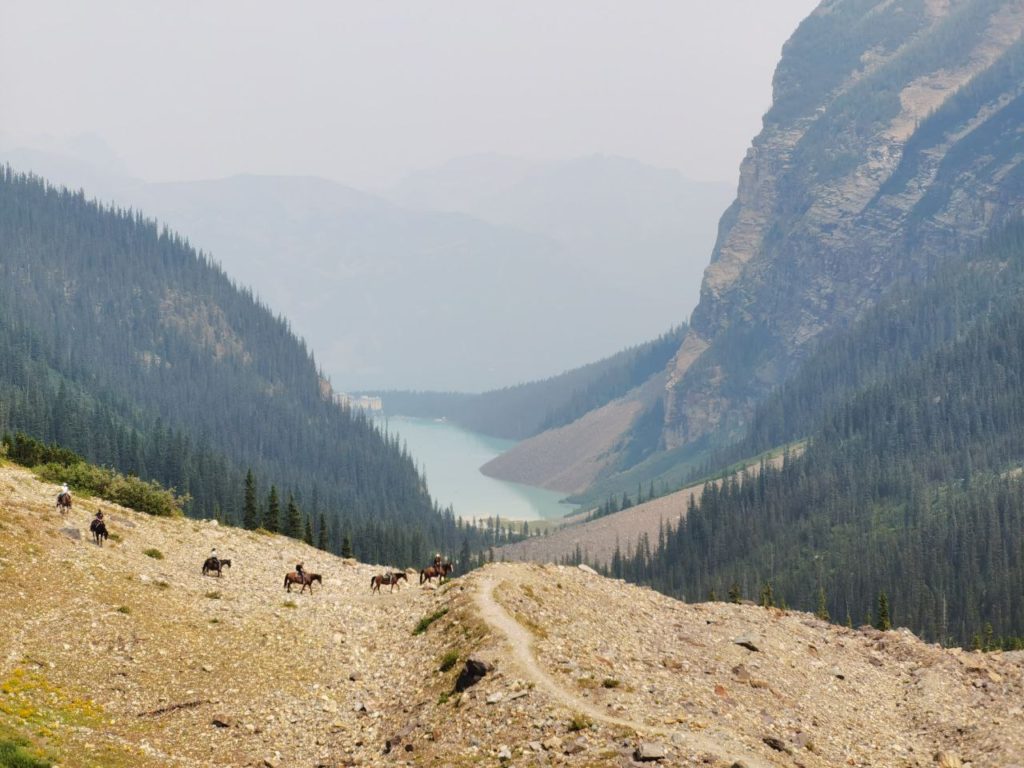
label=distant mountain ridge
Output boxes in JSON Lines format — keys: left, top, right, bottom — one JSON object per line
{"left": 0, "top": 145, "right": 731, "bottom": 392}
{"left": 488, "top": 0, "right": 1024, "bottom": 495}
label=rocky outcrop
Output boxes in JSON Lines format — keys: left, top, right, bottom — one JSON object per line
{"left": 664, "top": 0, "right": 1024, "bottom": 449}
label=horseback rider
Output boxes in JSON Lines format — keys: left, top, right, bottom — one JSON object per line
{"left": 58, "top": 482, "right": 69, "bottom": 502}
{"left": 296, "top": 561, "right": 306, "bottom": 582}
{"left": 434, "top": 552, "right": 443, "bottom": 568}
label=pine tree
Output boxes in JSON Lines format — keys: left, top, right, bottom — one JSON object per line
{"left": 459, "top": 537, "right": 471, "bottom": 571}
{"left": 243, "top": 469, "right": 258, "bottom": 530}
{"left": 815, "top": 586, "right": 830, "bottom": 621}
{"left": 341, "top": 535, "right": 353, "bottom": 558}
{"left": 317, "top": 513, "right": 329, "bottom": 551}
{"left": 285, "top": 494, "right": 303, "bottom": 539}
{"left": 264, "top": 485, "right": 280, "bottom": 533}
{"left": 303, "top": 515, "right": 313, "bottom": 545}
{"left": 760, "top": 582, "right": 775, "bottom": 608}
{"left": 876, "top": 591, "right": 892, "bottom": 631}
{"left": 728, "top": 583, "right": 742, "bottom": 604}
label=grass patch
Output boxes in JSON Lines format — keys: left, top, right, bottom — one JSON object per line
{"left": 143, "top": 548, "right": 163, "bottom": 560}
{"left": 437, "top": 691, "right": 451, "bottom": 705}
{"left": 208, "top": 618, "right": 220, "bottom": 624}
{"left": 204, "top": 591, "right": 221, "bottom": 600}
{"left": 576, "top": 676, "right": 598, "bottom": 690}
{"left": 155, "top": 580, "right": 170, "bottom": 590}
{"left": 601, "top": 678, "right": 621, "bottom": 689}
{"left": 0, "top": 736, "right": 51, "bottom": 768}
{"left": 514, "top": 611, "right": 548, "bottom": 639}
{"left": 107, "top": 533, "right": 122, "bottom": 543}
{"left": 567, "top": 713, "right": 592, "bottom": 732}
{"left": 438, "top": 650, "right": 459, "bottom": 672}
{"left": 115, "top": 606, "right": 131, "bottom": 615}
{"left": 282, "top": 600, "right": 297, "bottom": 609}
{"left": 412, "top": 608, "right": 449, "bottom": 636}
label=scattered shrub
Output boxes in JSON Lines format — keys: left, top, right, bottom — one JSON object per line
{"left": 413, "top": 608, "right": 449, "bottom": 636}
{"left": 0, "top": 735, "right": 52, "bottom": 768}
{"left": 601, "top": 678, "right": 621, "bottom": 689}
{"left": 116, "top": 606, "right": 131, "bottom": 615}
{"left": 143, "top": 548, "right": 163, "bottom": 559}
{"left": 205, "top": 591, "right": 221, "bottom": 600}
{"left": 283, "top": 600, "right": 297, "bottom": 609}
{"left": 567, "top": 713, "right": 592, "bottom": 732}
{"left": 438, "top": 650, "right": 459, "bottom": 672}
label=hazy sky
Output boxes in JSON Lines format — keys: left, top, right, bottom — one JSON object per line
{"left": 2, "top": 1, "right": 820, "bottom": 188}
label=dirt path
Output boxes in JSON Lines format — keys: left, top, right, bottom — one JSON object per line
{"left": 474, "top": 575, "right": 777, "bottom": 768}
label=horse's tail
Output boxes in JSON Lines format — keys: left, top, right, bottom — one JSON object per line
{"left": 419, "top": 569, "right": 425, "bottom": 585}
{"left": 284, "top": 575, "right": 289, "bottom": 589}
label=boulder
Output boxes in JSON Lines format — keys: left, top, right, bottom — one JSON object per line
{"left": 634, "top": 742, "right": 667, "bottom": 761}
{"left": 455, "top": 656, "right": 492, "bottom": 692}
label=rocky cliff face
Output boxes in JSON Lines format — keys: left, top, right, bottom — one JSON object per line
{"left": 664, "top": 0, "right": 1024, "bottom": 449}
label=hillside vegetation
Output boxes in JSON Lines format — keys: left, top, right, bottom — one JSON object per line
{"left": 1, "top": 464, "right": 1022, "bottom": 767}
{"left": 0, "top": 169, "right": 476, "bottom": 566}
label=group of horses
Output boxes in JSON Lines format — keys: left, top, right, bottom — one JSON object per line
{"left": 55, "top": 486, "right": 456, "bottom": 595}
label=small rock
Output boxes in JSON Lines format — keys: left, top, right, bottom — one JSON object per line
{"left": 564, "top": 738, "right": 586, "bottom": 754}
{"left": 486, "top": 692, "right": 504, "bottom": 704}
{"left": 353, "top": 701, "right": 367, "bottom": 713}
{"left": 542, "top": 737, "right": 563, "bottom": 752}
{"left": 934, "top": 752, "right": 963, "bottom": 768}
{"left": 497, "top": 746, "right": 512, "bottom": 760}
{"left": 731, "top": 664, "right": 751, "bottom": 682}
{"left": 762, "top": 736, "right": 789, "bottom": 753}
{"left": 734, "top": 635, "right": 761, "bottom": 652}
{"left": 634, "top": 742, "right": 667, "bottom": 761}
{"left": 528, "top": 741, "right": 544, "bottom": 752}
{"left": 201, "top": 664, "right": 213, "bottom": 673}
{"left": 577, "top": 564, "right": 598, "bottom": 575}
{"left": 349, "top": 671, "right": 362, "bottom": 681}
{"left": 211, "top": 716, "right": 233, "bottom": 728}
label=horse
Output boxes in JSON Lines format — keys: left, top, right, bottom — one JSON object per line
{"left": 284, "top": 571, "right": 322, "bottom": 594}
{"left": 419, "top": 562, "right": 454, "bottom": 585}
{"left": 89, "top": 518, "right": 108, "bottom": 547}
{"left": 371, "top": 572, "right": 408, "bottom": 593}
{"left": 56, "top": 492, "right": 72, "bottom": 515}
{"left": 202, "top": 557, "right": 232, "bottom": 577}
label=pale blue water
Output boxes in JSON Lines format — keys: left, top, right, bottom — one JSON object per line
{"left": 379, "top": 415, "right": 575, "bottom": 522}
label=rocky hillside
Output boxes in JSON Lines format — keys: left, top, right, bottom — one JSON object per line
{"left": 2, "top": 463, "right": 1022, "bottom": 767}
{"left": 489, "top": 0, "right": 1024, "bottom": 494}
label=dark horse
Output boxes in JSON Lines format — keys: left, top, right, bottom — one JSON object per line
{"left": 56, "top": 492, "right": 72, "bottom": 515}
{"left": 202, "top": 557, "right": 232, "bottom": 577}
{"left": 89, "top": 518, "right": 108, "bottom": 546}
{"left": 371, "top": 572, "right": 408, "bottom": 593}
{"left": 419, "top": 562, "right": 454, "bottom": 585}
{"left": 284, "top": 571, "right": 322, "bottom": 594}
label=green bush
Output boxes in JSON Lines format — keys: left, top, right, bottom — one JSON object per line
{"left": 438, "top": 649, "right": 458, "bottom": 672}
{"left": 2, "top": 432, "right": 82, "bottom": 468}
{"left": 34, "top": 461, "right": 185, "bottom": 517}
{"left": 0, "top": 736, "right": 52, "bottom": 768}
{"left": 412, "top": 608, "right": 449, "bottom": 636}
{"left": 143, "top": 548, "right": 163, "bottom": 560}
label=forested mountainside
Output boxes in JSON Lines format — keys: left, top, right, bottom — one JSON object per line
{"left": 605, "top": 223, "right": 1024, "bottom": 647}
{"left": 0, "top": 169, "right": 479, "bottom": 565}
{"left": 488, "top": 0, "right": 1024, "bottom": 497}
{"left": 382, "top": 325, "right": 685, "bottom": 440}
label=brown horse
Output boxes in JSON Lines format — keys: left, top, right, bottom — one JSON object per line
{"left": 202, "top": 557, "right": 231, "bottom": 577}
{"left": 284, "top": 571, "right": 322, "bottom": 593}
{"left": 371, "top": 572, "right": 408, "bottom": 593}
{"left": 56, "top": 492, "right": 72, "bottom": 515}
{"left": 419, "top": 562, "right": 454, "bottom": 585}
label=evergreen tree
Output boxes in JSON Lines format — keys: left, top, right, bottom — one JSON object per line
{"left": 303, "top": 515, "right": 313, "bottom": 545}
{"left": 264, "top": 485, "right": 280, "bottom": 533}
{"left": 285, "top": 494, "right": 303, "bottom": 539}
{"left": 243, "top": 469, "right": 258, "bottom": 530}
{"left": 760, "top": 582, "right": 775, "bottom": 609}
{"left": 876, "top": 591, "right": 891, "bottom": 631}
{"left": 816, "top": 587, "right": 830, "bottom": 621}
{"left": 728, "top": 583, "right": 742, "bottom": 604}
{"left": 316, "top": 513, "right": 329, "bottom": 551}
{"left": 341, "top": 535, "right": 353, "bottom": 558}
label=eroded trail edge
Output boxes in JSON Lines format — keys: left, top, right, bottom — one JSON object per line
{"left": 473, "top": 575, "right": 777, "bottom": 768}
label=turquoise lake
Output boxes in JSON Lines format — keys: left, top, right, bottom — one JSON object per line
{"left": 379, "top": 415, "right": 576, "bottom": 522}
